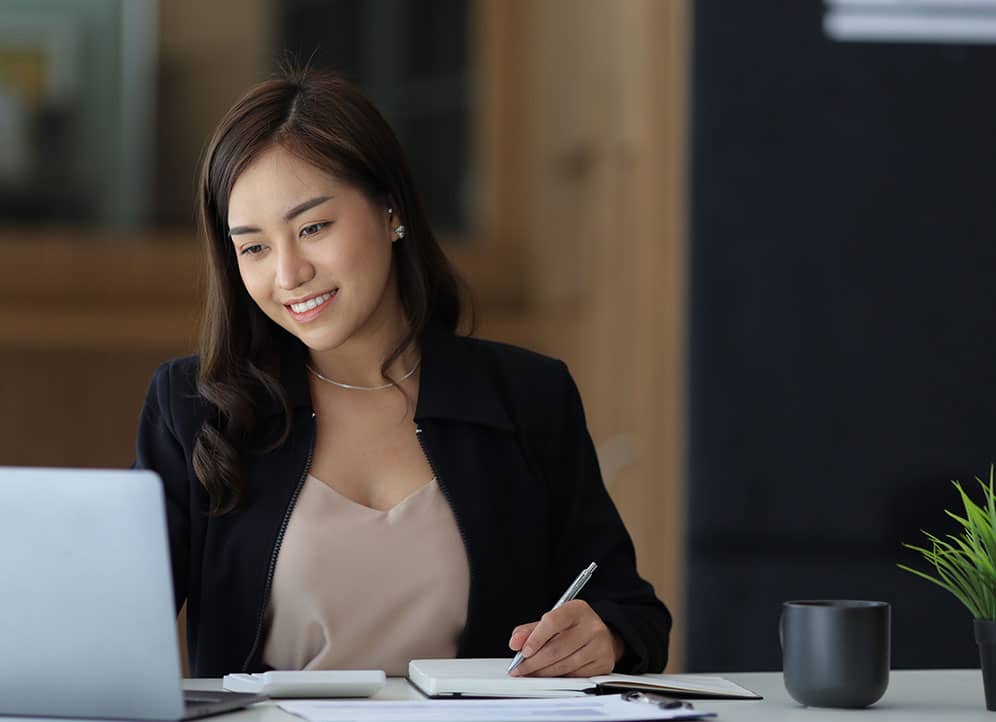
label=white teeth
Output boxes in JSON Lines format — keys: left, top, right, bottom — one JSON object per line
{"left": 290, "top": 291, "right": 333, "bottom": 314}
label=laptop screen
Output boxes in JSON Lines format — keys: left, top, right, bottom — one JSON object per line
{"left": 0, "top": 467, "right": 187, "bottom": 720}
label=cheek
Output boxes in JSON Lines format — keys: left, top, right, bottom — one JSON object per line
{"left": 331, "top": 241, "right": 388, "bottom": 283}
{"left": 334, "top": 246, "right": 364, "bottom": 277}
{"left": 355, "top": 232, "right": 396, "bottom": 276}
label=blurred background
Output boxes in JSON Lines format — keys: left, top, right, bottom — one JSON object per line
{"left": 3, "top": 0, "right": 996, "bottom": 674}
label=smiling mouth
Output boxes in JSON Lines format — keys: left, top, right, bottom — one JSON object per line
{"left": 288, "top": 290, "right": 336, "bottom": 314}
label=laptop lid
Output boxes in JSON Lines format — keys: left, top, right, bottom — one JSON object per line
{"left": 0, "top": 467, "right": 187, "bottom": 720}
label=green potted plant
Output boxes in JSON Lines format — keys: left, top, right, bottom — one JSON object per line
{"left": 899, "top": 465, "right": 996, "bottom": 711}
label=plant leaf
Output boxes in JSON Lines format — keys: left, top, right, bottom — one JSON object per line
{"left": 898, "top": 469, "right": 996, "bottom": 621}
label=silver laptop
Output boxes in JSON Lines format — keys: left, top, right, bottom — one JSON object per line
{"left": 0, "top": 467, "right": 264, "bottom": 720}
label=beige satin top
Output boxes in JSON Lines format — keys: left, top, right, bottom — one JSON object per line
{"left": 262, "top": 474, "right": 470, "bottom": 675}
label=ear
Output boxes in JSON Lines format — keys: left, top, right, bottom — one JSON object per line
{"left": 384, "top": 196, "right": 405, "bottom": 242}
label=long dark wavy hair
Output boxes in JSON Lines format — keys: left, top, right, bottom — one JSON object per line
{"left": 194, "top": 68, "right": 464, "bottom": 515}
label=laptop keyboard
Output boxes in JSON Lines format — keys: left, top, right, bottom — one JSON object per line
{"left": 181, "top": 691, "right": 265, "bottom": 720}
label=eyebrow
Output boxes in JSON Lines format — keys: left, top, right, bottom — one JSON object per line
{"left": 229, "top": 195, "right": 334, "bottom": 236}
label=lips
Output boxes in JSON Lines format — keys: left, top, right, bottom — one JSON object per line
{"left": 285, "top": 289, "right": 337, "bottom": 322}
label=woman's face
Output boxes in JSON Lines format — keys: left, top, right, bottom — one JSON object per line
{"left": 227, "top": 144, "right": 403, "bottom": 353}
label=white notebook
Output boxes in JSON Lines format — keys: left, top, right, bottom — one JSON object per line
{"left": 408, "top": 659, "right": 761, "bottom": 699}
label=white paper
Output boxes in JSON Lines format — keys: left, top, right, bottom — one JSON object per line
{"left": 278, "top": 694, "right": 715, "bottom": 722}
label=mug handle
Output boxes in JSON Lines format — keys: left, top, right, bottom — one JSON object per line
{"left": 778, "top": 610, "right": 784, "bottom": 650}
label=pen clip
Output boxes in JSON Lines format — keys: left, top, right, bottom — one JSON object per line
{"left": 621, "top": 691, "right": 694, "bottom": 710}
{"left": 556, "top": 562, "right": 598, "bottom": 606}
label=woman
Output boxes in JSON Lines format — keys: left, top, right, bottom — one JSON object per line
{"left": 135, "top": 68, "right": 671, "bottom": 678}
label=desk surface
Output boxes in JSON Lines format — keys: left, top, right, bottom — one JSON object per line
{"left": 187, "top": 669, "right": 992, "bottom": 720}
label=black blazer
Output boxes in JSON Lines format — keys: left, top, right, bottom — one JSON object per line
{"left": 135, "top": 324, "right": 672, "bottom": 677}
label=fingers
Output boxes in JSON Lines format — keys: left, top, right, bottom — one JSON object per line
{"left": 570, "top": 659, "right": 607, "bottom": 678}
{"left": 509, "top": 600, "right": 618, "bottom": 677}
{"left": 524, "top": 641, "right": 597, "bottom": 678}
{"left": 512, "top": 628, "right": 586, "bottom": 677}
{"left": 508, "top": 621, "right": 539, "bottom": 651}
{"left": 525, "top": 638, "right": 616, "bottom": 677}
{"left": 518, "top": 606, "right": 579, "bottom": 661}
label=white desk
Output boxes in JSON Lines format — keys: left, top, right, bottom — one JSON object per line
{"left": 187, "top": 669, "right": 992, "bottom": 721}
{"left": 704, "top": 670, "right": 989, "bottom": 720}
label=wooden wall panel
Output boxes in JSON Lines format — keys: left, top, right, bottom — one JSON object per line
{"left": 0, "top": 348, "right": 175, "bottom": 468}
{"left": 473, "top": 0, "right": 690, "bottom": 670}
{"left": 0, "top": 233, "right": 200, "bottom": 467}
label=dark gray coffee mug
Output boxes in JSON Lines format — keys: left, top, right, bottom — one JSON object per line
{"left": 780, "top": 600, "right": 890, "bottom": 708}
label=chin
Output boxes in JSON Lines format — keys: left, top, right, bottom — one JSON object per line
{"left": 295, "top": 326, "right": 356, "bottom": 353}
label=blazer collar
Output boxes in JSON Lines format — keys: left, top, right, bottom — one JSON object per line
{"left": 414, "top": 323, "right": 514, "bottom": 430}
{"left": 277, "top": 323, "right": 514, "bottom": 431}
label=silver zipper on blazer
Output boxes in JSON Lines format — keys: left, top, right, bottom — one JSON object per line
{"left": 240, "top": 412, "right": 316, "bottom": 671}
{"left": 415, "top": 423, "right": 475, "bottom": 651}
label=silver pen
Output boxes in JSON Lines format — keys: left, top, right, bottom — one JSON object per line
{"left": 506, "top": 561, "right": 598, "bottom": 674}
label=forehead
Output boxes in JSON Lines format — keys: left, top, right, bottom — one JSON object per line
{"left": 227, "top": 145, "right": 340, "bottom": 222}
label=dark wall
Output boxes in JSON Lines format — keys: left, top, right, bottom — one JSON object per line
{"left": 279, "top": 0, "right": 470, "bottom": 233}
{"left": 687, "top": 1, "right": 996, "bottom": 671}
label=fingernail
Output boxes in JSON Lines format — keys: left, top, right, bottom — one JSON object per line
{"left": 523, "top": 646, "right": 534, "bottom": 657}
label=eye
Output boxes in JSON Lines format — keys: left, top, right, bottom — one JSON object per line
{"left": 300, "top": 221, "right": 330, "bottom": 238}
{"left": 239, "top": 243, "right": 265, "bottom": 257}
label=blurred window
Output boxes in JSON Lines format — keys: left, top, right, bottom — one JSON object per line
{"left": 0, "top": 0, "right": 470, "bottom": 235}
{"left": 0, "top": 0, "right": 156, "bottom": 228}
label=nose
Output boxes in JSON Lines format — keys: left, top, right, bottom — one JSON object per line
{"left": 275, "top": 242, "right": 315, "bottom": 290}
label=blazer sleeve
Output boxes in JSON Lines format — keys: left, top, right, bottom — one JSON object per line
{"left": 133, "top": 362, "right": 191, "bottom": 614}
{"left": 540, "top": 362, "right": 673, "bottom": 674}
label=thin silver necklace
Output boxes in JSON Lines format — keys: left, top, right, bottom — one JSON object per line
{"left": 305, "top": 360, "right": 420, "bottom": 391}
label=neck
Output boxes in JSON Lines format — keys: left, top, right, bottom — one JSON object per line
{"left": 307, "top": 321, "right": 417, "bottom": 389}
